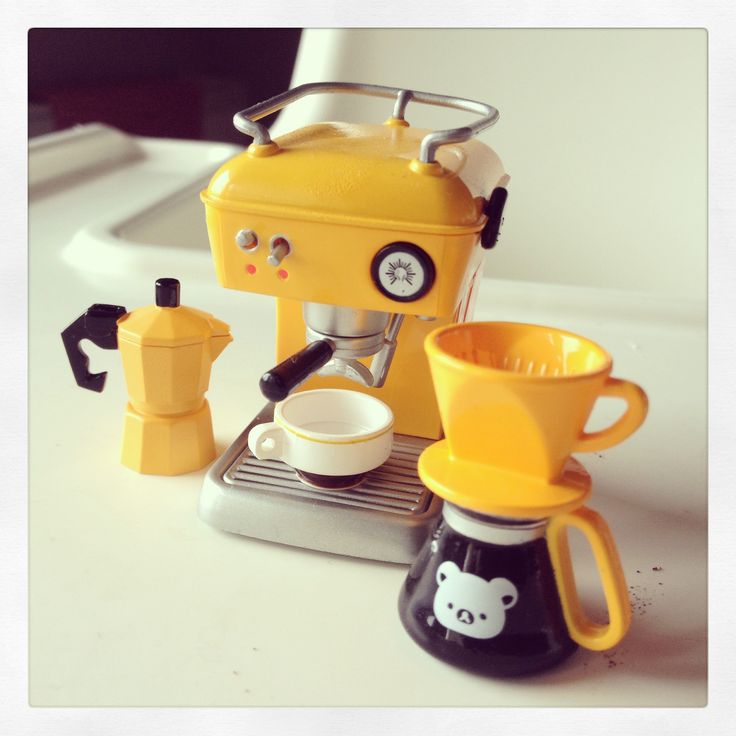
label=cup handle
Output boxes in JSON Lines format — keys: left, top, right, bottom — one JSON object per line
{"left": 247, "top": 422, "right": 284, "bottom": 460}
{"left": 546, "top": 506, "right": 631, "bottom": 651}
{"left": 574, "top": 377, "right": 648, "bottom": 453}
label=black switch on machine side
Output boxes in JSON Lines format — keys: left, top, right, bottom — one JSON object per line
{"left": 480, "top": 186, "right": 508, "bottom": 249}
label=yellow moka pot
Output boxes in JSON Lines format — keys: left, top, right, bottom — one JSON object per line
{"left": 61, "top": 278, "right": 232, "bottom": 475}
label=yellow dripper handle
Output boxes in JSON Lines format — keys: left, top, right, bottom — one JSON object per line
{"left": 574, "top": 377, "right": 648, "bottom": 453}
{"left": 547, "top": 506, "right": 631, "bottom": 651}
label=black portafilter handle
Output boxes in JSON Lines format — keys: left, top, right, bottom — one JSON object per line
{"left": 259, "top": 340, "right": 335, "bottom": 402}
{"left": 61, "top": 303, "right": 128, "bottom": 392}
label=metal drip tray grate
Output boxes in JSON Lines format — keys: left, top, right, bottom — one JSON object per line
{"left": 224, "top": 437, "right": 432, "bottom": 515}
{"left": 198, "top": 404, "right": 443, "bottom": 563}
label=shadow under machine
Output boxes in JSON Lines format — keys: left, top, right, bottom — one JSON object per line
{"left": 198, "top": 82, "right": 510, "bottom": 562}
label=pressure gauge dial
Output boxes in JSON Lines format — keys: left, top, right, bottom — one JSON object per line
{"left": 371, "top": 242, "right": 435, "bottom": 302}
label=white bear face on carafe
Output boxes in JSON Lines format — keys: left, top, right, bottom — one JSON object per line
{"left": 432, "top": 560, "right": 519, "bottom": 639}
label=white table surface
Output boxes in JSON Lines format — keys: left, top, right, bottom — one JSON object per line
{"left": 28, "top": 128, "right": 707, "bottom": 707}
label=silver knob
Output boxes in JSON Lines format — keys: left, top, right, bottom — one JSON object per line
{"left": 268, "top": 236, "right": 291, "bottom": 266}
{"left": 235, "top": 229, "right": 258, "bottom": 252}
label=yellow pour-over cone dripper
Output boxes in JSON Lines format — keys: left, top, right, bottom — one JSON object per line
{"left": 425, "top": 322, "right": 647, "bottom": 476}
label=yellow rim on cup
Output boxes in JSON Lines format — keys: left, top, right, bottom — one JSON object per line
{"left": 274, "top": 417, "right": 394, "bottom": 445}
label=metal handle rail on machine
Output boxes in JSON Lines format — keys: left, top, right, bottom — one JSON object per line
{"left": 232, "top": 81, "right": 500, "bottom": 164}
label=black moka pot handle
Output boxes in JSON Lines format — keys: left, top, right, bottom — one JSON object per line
{"left": 61, "top": 303, "right": 128, "bottom": 392}
{"left": 259, "top": 340, "right": 335, "bottom": 402}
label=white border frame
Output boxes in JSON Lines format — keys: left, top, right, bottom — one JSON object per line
{"left": 6, "top": 2, "right": 734, "bottom": 733}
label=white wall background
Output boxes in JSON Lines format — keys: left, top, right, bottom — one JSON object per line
{"left": 271, "top": 28, "right": 707, "bottom": 301}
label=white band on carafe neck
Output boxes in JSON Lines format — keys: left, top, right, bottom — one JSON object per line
{"left": 442, "top": 503, "right": 547, "bottom": 545}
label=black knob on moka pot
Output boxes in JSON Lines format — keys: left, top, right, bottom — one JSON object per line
{"left": 155, "top": 277, "right": 180, "bottom": 307}
{"left": 259, "top": 340, "right": 336, "bottom": 402}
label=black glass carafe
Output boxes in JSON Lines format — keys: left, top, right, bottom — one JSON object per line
{"left": 398, "top": 503, "right": 578, "bottom": 677}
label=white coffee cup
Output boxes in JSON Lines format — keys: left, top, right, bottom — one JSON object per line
{"left": 247, "top": 389, "right": 394, "bottom": 489}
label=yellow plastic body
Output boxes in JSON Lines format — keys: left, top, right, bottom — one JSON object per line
{"left": 547, "top": 506, "right": 631, "bottom": 651}
{"left": 116, "top": 305, "right": 232, "bottom": 475}
{"left": 202, "top": 122, "right": 505, "bottom": 313}
{"left": 424, "top": 321, "right": 649, "bottom": 481}
{"left": 121, "top": 400, "right": 216, "bottom": 476}
{"left": 201, "top": 120, "right": 507, "bottom": 438}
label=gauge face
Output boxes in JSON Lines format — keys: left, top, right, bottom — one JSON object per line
{"left": 371, "top": 242, "right": 435, "bottom": 302}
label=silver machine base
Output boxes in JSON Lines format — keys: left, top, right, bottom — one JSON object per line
{"left": 198, "top": 404, "right": 442, "bottom": 563}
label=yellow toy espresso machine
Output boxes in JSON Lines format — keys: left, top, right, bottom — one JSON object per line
{"left": 197, "top": 82, "right": 510, "bottom": 561}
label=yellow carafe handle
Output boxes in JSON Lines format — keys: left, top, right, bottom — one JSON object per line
{"left": 574, "top": 377, "right": 648, "bottom": 453}
{"left": 547, "top": 506, "right": 631, "bottom": 651}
